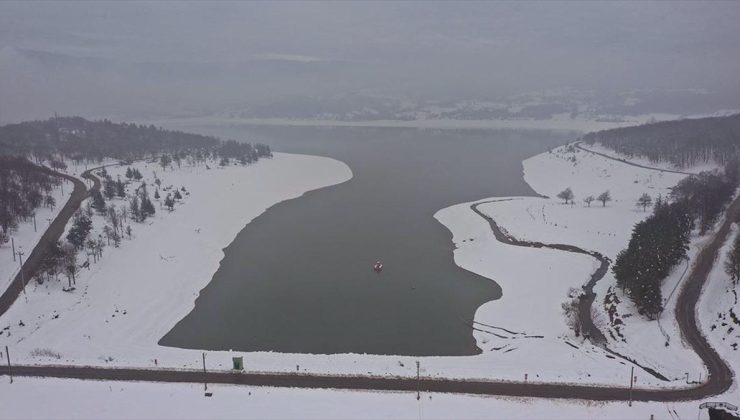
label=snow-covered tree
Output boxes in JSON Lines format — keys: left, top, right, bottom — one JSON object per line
{"left": 164, "top": 194, "right": 175, "bottom": 211}
{"left": 725, "top": 233, "right": 740, "bottom": 285}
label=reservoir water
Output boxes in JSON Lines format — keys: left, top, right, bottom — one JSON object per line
{"left": 160, "top": 126, "right": 571, "bottom": 356}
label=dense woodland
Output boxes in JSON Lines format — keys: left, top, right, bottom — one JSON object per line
{"left": 0, "top": 117, "right": 272, "bottom": 254}
{"left": 582, "top": 114, "right": 740, "bottom": 168}
{"left": 613, "top": 166, "right": 739, "bottom": 319}
{"left": 0, "top": 156, "right": 62, "bottom": 243}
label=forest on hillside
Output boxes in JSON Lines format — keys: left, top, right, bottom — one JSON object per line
{"left": 613, "top": 164, "right": 739, "bottom": 319}
{"left": 0, "top": 117, "right": 272, "bottom": 245}
{"left": 582, "top": 114, "right": 740, "bottom": 167}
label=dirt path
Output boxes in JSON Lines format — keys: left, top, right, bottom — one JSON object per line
{"left": 469, "top": 199, "right": 609, "bottom": 345}
{"left": 575, "top": 143, "right": 696, "bottom": 176}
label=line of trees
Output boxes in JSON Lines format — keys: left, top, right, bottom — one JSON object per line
{"left": 670, "top": 168, "right": 739, "bottom": 234}
{"left": 613, "top": 165, "right": 739, "bottom": 319}
{"left": 0, "top": 116, "right": 273, "bottom": 177}
{"left": 0, "top": 156, "right": 62, "bottom": 244}
{"left": 582, "top": 114, "right": 740, "bottom": 168}
{"left": 612, "top": 198, "right": 694, "bottom": 319}
{"left": 556, "top": 187, "right": 612, "bottom": 207}
{"left": 724, "top": 231, "right": 740, "bottom": 287}
{"left": 1, "top": 117, "right": 273, "bottom": 245}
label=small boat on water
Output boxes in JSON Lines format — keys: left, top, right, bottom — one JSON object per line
{"left": 373, "top": 261, "right": 384, "bottom": 273}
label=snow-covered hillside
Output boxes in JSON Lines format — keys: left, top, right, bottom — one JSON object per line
{"left": 435, "top": 143, "right": 731, "bottom": 388}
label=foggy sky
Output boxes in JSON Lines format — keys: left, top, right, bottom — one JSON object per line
{"left": 1, "top": 1, "right": 739, "bottom": 123}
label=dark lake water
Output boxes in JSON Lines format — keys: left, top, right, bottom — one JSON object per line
{"left": 159, "top": 125, "right": 572, "bottom": 356}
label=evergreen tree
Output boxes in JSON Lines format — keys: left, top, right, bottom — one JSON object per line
{"left": 129, "top": 196, "right": 140, "bottom": 222}
{"left": 103, "top": 179, "right": 116, "bottom": 199}
{"left": 725, "top": 233, "right": 740, "bottom": 285}
{"left": 164, "top": 194, "right": 175, "bottom": 211}
{"left": 66, "top": 212, "right": 93, "bottom": 249}
{"left": 91, "top": 190, "right": 107, "bottom": 214}
{"left": 115, "top": 178, "right": 126, "bottom": 198}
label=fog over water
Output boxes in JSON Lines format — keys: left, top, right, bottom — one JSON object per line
{"left": 1, "top": 1, "right": 739, "bottom": 123}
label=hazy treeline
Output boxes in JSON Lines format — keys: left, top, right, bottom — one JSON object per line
{"left": 0, "top": 117, "right": 272, "bottom": 245}
{"left": 0, "top": 117, "right": 271, "bottom": 163}
{"left": 582, "top": 114, "right": 740, "bottom": 168}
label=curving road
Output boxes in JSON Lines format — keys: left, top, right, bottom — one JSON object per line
{"left": 574, "top": 143, "right": 695, "bottom": 176}
{"left": 0, "top": 163, "right": 109, "bottom": 318}
{"left": 0, "top": 151, "right": 735, "bottom": 401}
{"left": 0, "top": 166, "right": 88, "bottom": 318}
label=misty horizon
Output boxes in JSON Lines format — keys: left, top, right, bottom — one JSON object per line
{"left": 1, "top": 1, "right": 739, "bottom": 124}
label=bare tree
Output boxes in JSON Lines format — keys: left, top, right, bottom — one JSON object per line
{"left": 557, "top": 187, "right": 575, "bottom": 204}
{"left": 597, "top": 190, "right": 612, "bottom": 207}
{"left": 636, "top": 193, "right": 653, "bottom": 212}
{"left": 61, "top": 242, "right": 78, "bottom": 288}
{"left": 583, "top": 195, "right": 595, "bottom": 207}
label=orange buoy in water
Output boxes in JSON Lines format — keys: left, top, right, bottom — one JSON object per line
{"left": 373, "top": 261, "right": 383, "bottom": 273}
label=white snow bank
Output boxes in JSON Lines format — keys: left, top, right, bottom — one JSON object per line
{"left": 0, "top": 376, "right": 722, "bottom": 420}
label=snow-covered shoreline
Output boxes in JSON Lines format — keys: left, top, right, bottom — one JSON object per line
{"left": 0, "top": 142, "right": 735, "bottom": 396}
{"left": 434, "top": 143, "right": 726, "bottom": 388}
{"left": 0, "top": 152, "right": 353, "bottom": 368}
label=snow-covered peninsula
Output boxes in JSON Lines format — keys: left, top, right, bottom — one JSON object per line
{"left": 0, "top": 152, "right": 352, "bottom": 367}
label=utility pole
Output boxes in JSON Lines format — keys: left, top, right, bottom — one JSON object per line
{"left": 202, "top": 352, "right": 208, "bottom": 392}
{"left": 628, "top": 366, "right": 634, "bottom": 407}
{"left": 11, "top": 237, "right": 15, "bottom": 261}
{"left": 17, "top": 249, "right": 26, "bottom": 295}
{"left": 5, "top": 345, "right": 11, "bottom": 384}
{"left": 416, "top": 361, "right": 421, "bottom": 401}
{"left": 33, "top": 214, "right": 36, "bottom": 232}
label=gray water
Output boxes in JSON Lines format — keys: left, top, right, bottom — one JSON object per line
{"left": 160, "top": 126, "right": 571, "bottom": 356}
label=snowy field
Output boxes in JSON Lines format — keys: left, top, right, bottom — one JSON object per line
{"left": 0, "top": 377, "right": 720, "bottom": 420}
{"left": 0, "top": 142, "right": 738, "bottom": 417}
{"left": 435, "top": 142, "right": 737, "bottom": 390}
